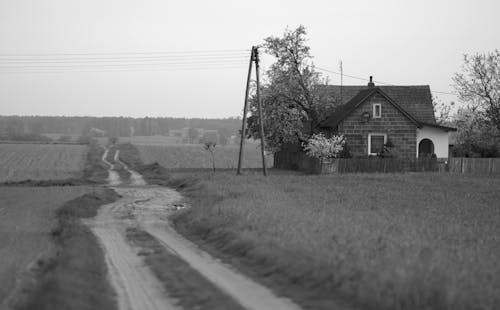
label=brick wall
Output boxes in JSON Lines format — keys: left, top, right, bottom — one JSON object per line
{"left": 331, "top": 93, "right": 417, "bottom": 158}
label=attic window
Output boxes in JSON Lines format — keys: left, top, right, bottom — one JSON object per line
{"left": 373, "top": 103, "right": 381, "bottom": 118}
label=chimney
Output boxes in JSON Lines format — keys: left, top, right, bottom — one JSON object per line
{"left": 368, "top": 76, "right": 375, "bottom": 88}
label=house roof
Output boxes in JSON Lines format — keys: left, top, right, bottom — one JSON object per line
{"left": 322, "top": 87, "right": 426, "bottom": 128}
{"left": 418, "top": 122, "right": 457, "bottom": 132}
{"left": 322, "top": 85, "right": 437, "bottom": 126}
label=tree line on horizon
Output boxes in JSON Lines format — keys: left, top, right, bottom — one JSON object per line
{"left": 0, "top": 115, "right": 242, "bottom": 142}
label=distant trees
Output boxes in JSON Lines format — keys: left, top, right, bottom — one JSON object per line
{"left": 58, "top": 135, "right": 72, "bottom": 142}
{"left": 0, "top": 116, "right": 242, "bottom": 139}
{"left": 247, "top": 26, "right": 336, "bottom": 151}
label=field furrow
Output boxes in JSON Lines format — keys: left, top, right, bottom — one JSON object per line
{"left": 0, "top": 144, "right": 87, "bottom": 182}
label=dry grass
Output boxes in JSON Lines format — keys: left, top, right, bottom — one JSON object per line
{"left": 0, "top": 144, "right": 87, "bottom": 182}
{"left": 174, "top": 172, "right": 500, "bottom": 310}
{"left": 0, "top": 186, "right": 92, "bottom": 305}
{"left": 135, "top": 144, "right": 273, "bottom": 169}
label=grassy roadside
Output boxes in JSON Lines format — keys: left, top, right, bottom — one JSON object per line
{"left": 0, "top": 187, "right": 94, "bottom": 307}
{"left": 9, "top": 188, "right": 120, "bottom": 310}
{"left": 117, "top": 142, "right": 499, "bottom": 309}
{"left": 171, "top": 172, "right": 500, "bottom": 310}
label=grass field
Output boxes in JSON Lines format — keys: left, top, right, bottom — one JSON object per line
{"left": 174, "top": 172, "right": 500, "bottom": 310}
{"left": 0, "top": 144, "right": 87, "bottom": 182}
{"left": 0, "top": 186, "right": 92, "bottom": 306}
{"left": 135, "top": 144, "right": 273, "bottom": 169}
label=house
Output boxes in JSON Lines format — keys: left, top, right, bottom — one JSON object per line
{"left": 318, "top": 78, "right": 456, "bottom": 159}
{"left": 274, "top": 78, "right": 456, "bottom": 170}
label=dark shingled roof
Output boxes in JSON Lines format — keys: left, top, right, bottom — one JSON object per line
{"left": 323, "top": 85, "right": 437, "bottom": 126}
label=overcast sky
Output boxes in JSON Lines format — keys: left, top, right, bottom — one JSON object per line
{"left": 0, "top": 0, "right": 499, "bottom": 118}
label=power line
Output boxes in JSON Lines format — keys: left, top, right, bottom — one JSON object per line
{"left": 316, "top": 66, "right": 456, "bottom": 96}
{"left": 316, "top": 66, "right": 393, "bottom": 85}
{"left": 0, "top": 49, "right": 250, "bottom": 57}
{"left": 0, "top": 49, "right": 250, "bottom": 73}
{"left": 0, "top": 52, "right": 249, "bottom": 61}
{"left": 0, "top": 64, "right": 248, "bottom": 74}
{"left": 0, "top": 59, "right": 247, "bottom": 68}
{"left": 0, "top": 53, "right": 248, "bottom": 59}
{"left": 0, "top": 56, "right": 249, "bottom": 73}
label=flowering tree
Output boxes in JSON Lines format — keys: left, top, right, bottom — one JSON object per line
{"left": 303, "top": 133, "right": 345, "bottom": 165}
{"left": 247, "top": 26, "right": 337, "bottom": 151}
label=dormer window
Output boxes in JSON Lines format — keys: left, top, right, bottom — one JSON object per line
{"left": 373, "top": 103, "right": 381, "bottom": 118}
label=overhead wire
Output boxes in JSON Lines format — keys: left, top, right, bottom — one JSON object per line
{"left": 0, "top": 48, "right": 459, "bottom": 97}
{"left": 0, "top": 65, "right": 248, "bottom": 74}
{"left": 0, "top": 55, "right": 248, "bottom": 73}
{"left": 315, "top": 65, "right": 456, "bottom": 96}
{"left": 0, "top": 49, "right": 250, "bottom": 57}
{"left": 0, "top": 49, "right": 251, "bottom": 73}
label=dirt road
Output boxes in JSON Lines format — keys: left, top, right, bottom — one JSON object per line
{"left": 101, "top": 148, "right": 121, "bottom": 186}
{"left": 86, "top": 147, "right": 302, "bottom": 310}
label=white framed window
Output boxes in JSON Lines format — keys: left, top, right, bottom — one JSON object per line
{"left": 373, "top": 103, "right": 382, "bottom": 118}
{"left": 368, "top": 133, "right": 387, "bottom": 155}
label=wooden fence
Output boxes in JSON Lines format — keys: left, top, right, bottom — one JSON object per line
{"left": 323, "top": 158, "right": 440, "bottom": 174}
{"left": 275, "top": 146, "right": 500, "bottom": 174}
{"left": 448, "top": 158, "right": 500, "bottom": 175}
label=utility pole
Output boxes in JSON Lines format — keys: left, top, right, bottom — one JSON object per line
{"left": 237, "top": 47, "right": 254, "bottom": 175}
{"left": 254, "top": 47, "right": 268, "bottom": 176}
{"left": 236, "top": 46, "right": 267, "bottom": 176}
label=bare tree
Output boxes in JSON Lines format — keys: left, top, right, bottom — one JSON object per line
{"left": 453, "top": 50, "right": 500, "bottom": 132}
{"left": 432, "top": 95, "right": 454, "bottom": 125}
{"left": 203, "top": 141, "right": 217, "bottom": 174}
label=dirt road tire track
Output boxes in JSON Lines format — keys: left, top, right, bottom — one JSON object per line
{"left": 88, "top": 222, "right": 179, "bottom": 310}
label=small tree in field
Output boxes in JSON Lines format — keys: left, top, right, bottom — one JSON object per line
{"left": 303, "top": 133, "right": 345, "bottom": 167}
{"left": 203, "top": 141, "right": 217, "bottom": 174}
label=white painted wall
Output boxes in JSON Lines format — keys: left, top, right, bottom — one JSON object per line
{"left": 416, "top": 126, "right": 450, "bottom": 158}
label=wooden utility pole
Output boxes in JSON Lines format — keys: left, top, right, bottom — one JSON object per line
{"left": 236, "top": 46, "right": 267, "bottom": 176}
{"left": 254, "top": 47, "right": 267, "bottom": 176}
{"left": 236, "top": 47, "right": 254, "bottom": 175}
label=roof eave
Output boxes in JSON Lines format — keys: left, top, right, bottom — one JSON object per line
{"left": 418, "top": 122, "right": 458, "bottom": 132}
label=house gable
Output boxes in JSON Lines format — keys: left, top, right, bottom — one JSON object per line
{"left": 324, "top": 85, "right": 437, "bottom": 124}
{"left": 331, "top": 91, "right": 418, "bottom": 158}
{"left": 322, "top": 87, "right": 420, "bottom": 129}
